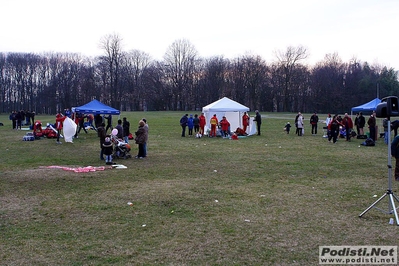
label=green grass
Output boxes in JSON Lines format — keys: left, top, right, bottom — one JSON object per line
{"left": 0, "top": 112, "right": 398, "bottom": 265}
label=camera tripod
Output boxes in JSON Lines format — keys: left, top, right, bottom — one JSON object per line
{"left": 359, "top": 120, "right": 399, "bottom": 225}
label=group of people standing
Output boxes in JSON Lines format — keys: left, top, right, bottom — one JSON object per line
{"left": 180, "top": 113, "right": 207, "bottom": 137}
{"left": 9, "top": 110, "right": 35, "bottom": 129}
{"left": 52, "top": 111, "right": 149, "bottom": 163}
{"left": 97, "top": 117, "right": 148, "bottom": 161}
{"left": 180, "top": 110, "right": 262, "bottom": 137}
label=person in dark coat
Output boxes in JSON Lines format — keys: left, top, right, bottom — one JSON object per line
{"left": 253, "top": 110, "right": 262, "bottom": 136}
{"left": 391, "top": 134, "right": 399, "bottom": 181}
{"left": 180, "top": 114, "right": 188, "bottom": 137}
{"left": 367, "top": 113, "right": 376, "bottom": 141}
{"left": 102, "top": 136, "right": 114, "bottom": 165}
{"left": 358, "top": 112, "right": 366, "bottom": 135}
{"left": 310, "top": 112, "right": 319, "bottom": 135}
{"left": 391, "top": 120, "right": 399, "bottom": 137}
{"left": 97, "top": 122, "right": 106, "bottom": 160}
{"left": 122, "top": 117, "right": 130, "bottom": 143}
{"left": 104, "top": 114, "right": 113, "bottom": 133}
{"left": 135, "top": 120, "right": 147, "bottom": 158}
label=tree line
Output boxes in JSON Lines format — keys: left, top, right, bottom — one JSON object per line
{"left": 1, "top": 34, "right": 398, "bottom": 115}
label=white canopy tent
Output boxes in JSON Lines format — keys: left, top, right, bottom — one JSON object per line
{"left": 202, "top": 97, "right": 257, "bottom": 135}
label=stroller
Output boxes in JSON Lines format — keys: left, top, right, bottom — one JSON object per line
{"left": 110, "top": 135, "right": 132, "bottom": 159}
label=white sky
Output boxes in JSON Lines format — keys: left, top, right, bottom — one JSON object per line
{"left": 1, "top": 0, "right": 398, "bottom": 70}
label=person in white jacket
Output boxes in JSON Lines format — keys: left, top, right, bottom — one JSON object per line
{"left": 297, "top": 112, "right": 304, "bottom": 136}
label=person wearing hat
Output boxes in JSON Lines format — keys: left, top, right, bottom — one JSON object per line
{"left": 285, "top": 122, "right": 291, "bottom": 134}
{"left": 102, "top": 136, "right": 114, "bottom": 165}
{"left": 253, "top": 110, "right": 262, "bottom": 136}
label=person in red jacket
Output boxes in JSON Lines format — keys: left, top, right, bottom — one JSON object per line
{"left": 55, "top": 113, "right": 66, "bottom": 144}
{"left": 209, "top": 114, "right": 218, "bottom": 137}
{"left": 220, "top": 116, "right": 231, "bottom": 138}
{"left": 242, "top": 112, "right": 249, "bottom": 133}
{"left": 343, "top": 113, "right": 354, "bottom": 141}
{"left": 199, "top": 113, "right": 206, "bottom": 135}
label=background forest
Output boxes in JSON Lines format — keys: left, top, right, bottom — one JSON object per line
{"left": 1, "top": 34, "right": 398, "bottom": 115}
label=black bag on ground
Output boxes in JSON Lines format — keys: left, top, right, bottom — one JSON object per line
{"left": 357, "top": 135, "right": 367, "bottom": 139}
{"left": 361, "top": 138, "right": 375, "bottom": 146}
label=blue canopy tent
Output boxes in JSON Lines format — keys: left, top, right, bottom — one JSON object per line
{"left": 351, "top": 98, "right": 381, "bottom": 114}
{"left": 73, "top": 99, "right": 120, "bottom": 115}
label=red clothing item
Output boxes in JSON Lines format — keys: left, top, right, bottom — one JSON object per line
{"left": 210, "top": 116, "right": 218, "bottom": 126}
{"left": 210, "top": 116, "right": 218, "bottom": 137}
{"left": 55, "top": 115, "right": 66, "bottom": 130}
{"left": 242, "top": 114, "right": 249, "bottom": 126}
{"left": 220, "top": 119, "right": 230, "bottom": 131}
{"left": 199, "top": 115, "right": 206, "bottom": 127}
{"left": 343, "top": 117, "right": 353, "bottom": 128}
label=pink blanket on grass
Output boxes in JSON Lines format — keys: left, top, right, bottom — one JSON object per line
{"left": 46, "top": 165, "right": 107, "bottom": 173}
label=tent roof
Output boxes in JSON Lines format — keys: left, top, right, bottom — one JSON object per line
{"left": 73, "top": 99, "right": 120, "bottom": 115}
{"left": 351, "top": 98, "right": 381, "bottom": 113}
{"left": 202, "top": 97, "right": 249, "bottom": 112}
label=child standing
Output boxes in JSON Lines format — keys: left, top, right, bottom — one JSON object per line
{"left": 285, "top": 122, "right": 291, "bottom": 134}
{"left": 102, "top": 136, "right": 114, "bottom": 165}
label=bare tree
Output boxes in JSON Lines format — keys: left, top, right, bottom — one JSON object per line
{"left": 274, "top": 46, "right": 309, "bottom": 111}
{"left": 163, "top": 39, "right": 198, "bottom": 110}
{"left": 122, "top": 50, "right": 151, "bottom": 110}
{"left": 99, "top": 33, "right": 124, "bottom": 108}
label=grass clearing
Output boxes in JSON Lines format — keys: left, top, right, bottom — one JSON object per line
{"left": 0, "top": 112, "right": 398, "bottom": 265}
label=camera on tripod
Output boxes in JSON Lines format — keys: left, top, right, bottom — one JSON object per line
{"left": 375, "top": 96, "right": 399, "bottom": 118}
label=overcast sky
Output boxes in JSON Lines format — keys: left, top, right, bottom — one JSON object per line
{"left": 2, "top": 0, "right": 398, "bottom": 70}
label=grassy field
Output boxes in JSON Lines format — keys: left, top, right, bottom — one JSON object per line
{"left": 0, "top": 112, "right": 398, "bottom": 265}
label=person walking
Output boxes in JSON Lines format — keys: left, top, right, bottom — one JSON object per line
{"left": 180, "top": 114, "right": 188, "bottom": 137}
{"left": 104, "top": 114, "right": 113, "bottom": 134}
{"left": 254, "top": 110, "right": 262, "bottom": 135}
{"left": 74, "top": 113, "right": 88, "bottom": 138}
